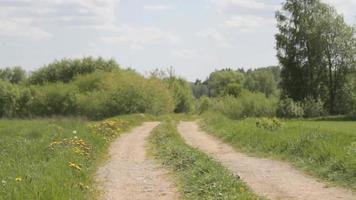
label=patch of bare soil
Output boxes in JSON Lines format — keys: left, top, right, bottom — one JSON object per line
{"left": 178, "top": 121, "right": 355, "bottom": 200}
{"left": 97, "top": 122, "right": 179, "bottom": 200}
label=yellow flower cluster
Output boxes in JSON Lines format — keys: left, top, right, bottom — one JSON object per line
{"left": 78, "top": 182, "right": 90, "bottom": 190}
{"left": 91, "top": 119, "right": 127, "bottom": 141}
{"left": 48, "top": 137, "right": 91, "bottom": 157}
{"left": 68, "top": 162, "right": 82, "bottom": 171}
{"left": 48, "top": 141, "right": 63, "bottom": 150}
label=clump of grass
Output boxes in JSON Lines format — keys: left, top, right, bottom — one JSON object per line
{"left": 0, "top": 114, "right": 145, "bottom": 199}
{"left": 149, "top": 121, "right": 261, "bottom": 200}
{"left": 201, "top": 112, "right": 356, "bottom": 190}
{"left": 255, "top": 117, "right": 282, "bottom": 131}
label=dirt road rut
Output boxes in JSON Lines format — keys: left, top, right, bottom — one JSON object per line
{"left": 178, "top": 121, "right": 355, "bottom": 200}
{"left": 97, "top": 122, "right": 179, "bottom": 200}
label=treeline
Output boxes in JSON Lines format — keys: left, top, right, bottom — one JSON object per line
{"left": 0, "top": 57, "right": 194, "bottom": 119}
{"left": 195, "top": 0, "right": 355, "bottom": 120}
{"left": 193, "top": 67, "right": 280, "bottom": 119}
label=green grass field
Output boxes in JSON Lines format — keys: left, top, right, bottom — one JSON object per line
{"left": 2, "top": 112, "right": 355, "bottom": 199}
{"left": 201, "top": 112, "right": 356, "bottom": 190}
{"left": 0, "top": 115, "right": 145, "bottom": 200}
{"left": 149, "top": 121, "right": 261, "bottom": 200}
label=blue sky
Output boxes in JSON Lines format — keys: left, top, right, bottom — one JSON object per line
{"left": 0, "top": 0, "right": 355, "bottom": 81}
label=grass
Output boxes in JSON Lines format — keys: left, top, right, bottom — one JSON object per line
{"left": 0, "top": 114, "right": 146, "bottom": 200}
{"left": 201, "top": 112, "right": 356, "bottom": 190}
{"left": 149, "top": 120, "right": 261, "bottom": 200}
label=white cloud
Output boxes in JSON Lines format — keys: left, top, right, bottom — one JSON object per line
{"left": 0, "top": 18, "right": 51, "bottom": 40}
{"left": 143, "top": 5, "right": 173, "bottom": 11}
{"left": 224, "top": 15, "right": 275, "bottom": 32}
{"left": 211, "top": 0, "right": 279, "bottom": 11}
{"left": 171, "top": 49, "right": 199, "bottom": 59}
{"left": 101, "top": 25, "right": 180, "bottom": 49}
{"left": 0, "top": 0, "right": 120, "bottom": 39}
{"left": 196, "top": 28, "right": 232, "bottom": 47}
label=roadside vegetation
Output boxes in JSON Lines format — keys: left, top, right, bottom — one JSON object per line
{"left": 0, "top": 57, "right": 194, "bottom": 120}
{"left": 0, "top": 114, "right": 146, "bottom": 199}
{"left": 149, "top": 121, "right": 261, "bottom": 200}
{"left": 200, "top": 112, "right": 356, "bottom": 190}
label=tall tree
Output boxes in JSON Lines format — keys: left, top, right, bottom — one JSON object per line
{"left": 276, "top": 0, "right": 355, "bottom": 114}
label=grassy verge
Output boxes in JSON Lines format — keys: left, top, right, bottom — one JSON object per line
{"left": 201, "top": 112, "right": 356, "bottom": 190}
{"left": 149, "top": 121, "right": 261, "bottom": 200}
{"left": 0, "top": 114, "right": 146, "bottom": 200}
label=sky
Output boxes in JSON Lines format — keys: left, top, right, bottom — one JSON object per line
{"left": 0, "top": 0, "right": 355, "bottom": 81}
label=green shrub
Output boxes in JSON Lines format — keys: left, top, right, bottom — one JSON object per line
{"left": 75, "top": 71, "right": 174, "bottom": 119}
{"left": 0, "top": 67, "right": 27, "bottom": 84}
{"left": 214, "top": 91, "right": 277, "bottom": 119}
{"left": 224, "top": 83, "right": 242, "bottom": 97}
{"left": 29, "top": 83, "right": 78, "bottom": 116}
{"left": 165, "top": 77, "right": 194, "bottom": 113}
{"left": 277, "top": 98, "right": 304, "bottom": 118}
{"left": 29, "top": 57, "right": 119, "bottom": 84}
{"left": 302, "top": 97, "right": 326, "bottom": 118}
{"left": 256, "top": 117, "right": 283, "bottom": 131}
{"left": 0, "top": 69, "right": 175, "bottom": 119}
{"left": 0, "top": 81, "right": 21, "bottom": 118}
{"left": 196, "top": 96, "right": 212, "bottom": 114}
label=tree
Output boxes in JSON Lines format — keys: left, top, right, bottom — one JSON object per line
{"left": 244, "top": 69, "right": 278, "bottom": 97}
{"left": 165, "top": 77, "right": 194, "bottom": 113}
{"left": 276, "top": 0, "right": 355, "bottom": 114}
{"left": 0, "top": 66, "right": 26, "bottom": 84}
{"left": 321, "top": 12, "right": 356, "bottom": 113}
{"left": 206, "top": 69, "right": 245, "bottom": 97}
{"left": 191, "top": 79, "right": 209, "bottom": 99}
{"left": 224, "top": 83, "right": 242, "bottom": 97}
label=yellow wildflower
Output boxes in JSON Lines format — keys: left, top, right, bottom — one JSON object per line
{"left": 68, "top": 162, "right": 82, "bottom": 171}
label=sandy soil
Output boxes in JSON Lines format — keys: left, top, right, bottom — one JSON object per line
{"left": 178, "top": 121, "right": 356, "bottom": 200}
{"left": 96, "top": 122, "right": 179, "bottom": 200}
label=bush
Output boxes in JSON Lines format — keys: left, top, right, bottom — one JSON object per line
{"left": 0, "top": 81, "right": 21, "bottom": 118}
{"left": 302, "top": 97, "right": 326, "bottom": 118}
{"left": 29, "top": 57, "right": 120, "bottom": 84}
{"left": 213, "top": 91, "right": 277, "bottom": 119}
{"left": 29, "top": 83, "right": 78, "bottom": 116}
{"left": 0, "top": 69, "right": 175, "bottom": 119}
{"left": 0, "top": 67, "right": 27, "bottom": 84}
{"left": 256, "top": 117, "right": 282, "bottom": 131}
{"left": 277, "top": 98, "right": 304, "bottom": 118}
{"left": 224, "top": 83, "right": 242, "bottom": 97}
{"left": 165, "top": 77, "right": 194, "bottom": 113}
{"left": 196, "top": 96, "right": 212, "bottom": 114}
{"left": 75, "top": 71, "right": 174, "bottom": 119}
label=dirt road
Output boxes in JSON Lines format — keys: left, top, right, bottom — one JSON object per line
{"left": 178, "top": 121, "right": 356, "bottom": 200}
{"left": 96, "top": 122, "right": 179, "bottom": 200}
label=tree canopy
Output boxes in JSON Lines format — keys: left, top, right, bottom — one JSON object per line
{"left": 276, "top": 0, "right": 356, "bottom": 114}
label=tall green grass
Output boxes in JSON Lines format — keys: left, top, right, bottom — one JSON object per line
{"left": 201, "top": 112, "right": 356, "bottom": 190}
{"left": 0, "top": 115, "right": 145, "bottom": 200}
{"left": 149, "top": 121, "right": 261, "bottom": 200}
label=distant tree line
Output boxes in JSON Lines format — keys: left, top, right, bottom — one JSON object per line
{"left": 192, "top": 66, "right": 280, "bottom": 99}
{"left": 0, "top": 57, "right": 194, "bottom": 119}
